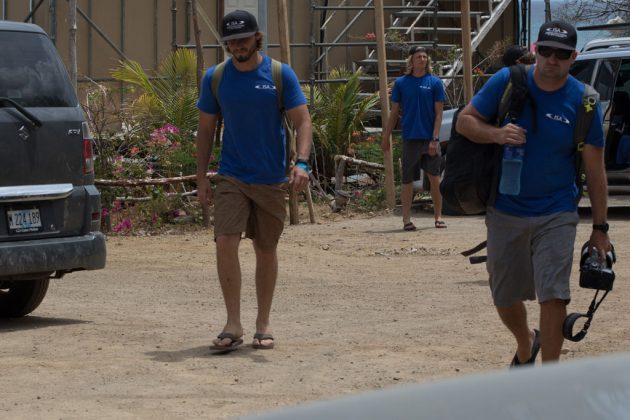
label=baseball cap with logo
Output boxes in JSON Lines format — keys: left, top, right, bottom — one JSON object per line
{"left": 221, "top": 9, "right": 259, "bottom": 42}
{"left": 536, "top": 20, "right": 577, "bottom": 51}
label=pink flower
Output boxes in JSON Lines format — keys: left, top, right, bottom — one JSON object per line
{"left": 150, "top": 130, "right": 169, "bottom": 146}
{"left": 113, "top": 218, "right": 132, "bottom": 233}
{"left": 365, "top": 32, "right": 376, "bottom": 41}
{"left": 101, "top": 207, "right": 109, "bottom": 218}
{"left": 160, "top": 123, "right": 180, "bottom": 134}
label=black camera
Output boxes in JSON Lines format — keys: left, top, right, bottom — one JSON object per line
{"left": 579, "top": 242, "right": 616, "bottom": 291}
{"left": 564, "top": 242, "right": 617, "bottom": 342}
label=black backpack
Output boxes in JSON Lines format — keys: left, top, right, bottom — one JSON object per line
{"left": 440, "top": 65, "right": 598, "bottom": 217}
{"left": 440, "top": 64, "right": 532, "bottom": 215}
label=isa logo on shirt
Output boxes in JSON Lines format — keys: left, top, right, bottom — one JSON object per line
{"left": 545, "top": 113, "right": 570, "bottom": 125}
{"left": 256, "top": 84, "right": 276, "bottom": 90}
{"left": 418, "top": 85, "right": 432, "bottom": 90}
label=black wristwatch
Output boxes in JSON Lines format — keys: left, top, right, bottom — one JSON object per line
{"left": 592, "top": 223, "right": 609, "bottom": 233}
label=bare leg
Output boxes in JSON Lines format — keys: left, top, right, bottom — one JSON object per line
{"left": 497, "top": 301, "right": 535, "bottom": 363}
{"left": 401, "top": 182, "right": 414, "bottom": 225}
{"left": 427, "top": 173, "right": 443, "bottom": 222}
{"left": 540, "top": 299, "right": 566, "bottom": 362}
{"left": 252, "top": 240, "right": 278, "bottom": 348}
{"left": 213, "top": 233, "right": 243, "bottom": 346}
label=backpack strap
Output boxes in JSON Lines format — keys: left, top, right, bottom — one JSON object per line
{"left": 210, "top": 61, "right": 227, "bottom": 104}
{"left": 271, "top": 58, "right": 296, "bottom": 172}
{"left": 574, "top": 83, "right": 599, "bottom": 203}
{"left": 498, "top": 64, "right": 537, "bottom": 129}
{"left": 271, "top": 58, "right": 284, "bottom": 110}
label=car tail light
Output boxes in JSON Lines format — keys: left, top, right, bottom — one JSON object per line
{"left": 82, "top": 121, "right": 94, "bottom": 174}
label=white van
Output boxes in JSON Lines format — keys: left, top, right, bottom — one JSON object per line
{"left": 571, "top": 45, "right": 630, "bottom": 193}
{"left": 581, "top": 36, "right": 630, "bottom": 52}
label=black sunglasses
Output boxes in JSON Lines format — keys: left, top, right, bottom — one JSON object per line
{"left": 537, "top": 46, "right": 573, "bottom": 60}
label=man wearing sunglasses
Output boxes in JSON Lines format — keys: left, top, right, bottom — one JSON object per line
{"left": 456, "top": 21, "right": 609, "bottom": 366}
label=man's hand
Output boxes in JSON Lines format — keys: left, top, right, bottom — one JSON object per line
{"left": 497, "top": 123, "right": 527, "bottom": 145}
{"left": 197, "top": 176, "right": 213, "bottom": 206}
{"left": 589, "top": 230, "right": 611, "bottom": 262}
{"left": 289, "top": 165, "right": 310, "bottom": 192}
{"left": 428, "top": 140, "right": 439, "bottom": 156}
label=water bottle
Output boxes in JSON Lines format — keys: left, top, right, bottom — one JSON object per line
{"left": 499, "top": 144, "right": 525, "bottom": 195}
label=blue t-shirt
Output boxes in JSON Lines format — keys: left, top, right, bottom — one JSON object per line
{"left": 197, "top": 55, "right": 306, "bottom": 184}
{"left": 390, "top": 73, "right": 446, "bottom": 140}
{"left": 471, "top": 66, "right": 604, "bottom": 216}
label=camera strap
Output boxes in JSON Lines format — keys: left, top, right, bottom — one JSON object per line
{"left": 563, "top": 289, "right": 610, "bottom": 342}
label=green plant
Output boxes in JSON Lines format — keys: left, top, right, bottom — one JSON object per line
{"left": 304, "top": 68, "right": 380, "bottom": 177}
{"left": 353, "top": 187, "right": 388, "bottom": 212}
{"left": 111, "top": 48, "right": 199, "bottom": 134}
{"left": 354, "top": 134, "right": 403, "bottom": 184}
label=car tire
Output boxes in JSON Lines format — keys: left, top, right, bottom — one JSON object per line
{"left": 0, "top": 278, "right": 50, "bottom": 317}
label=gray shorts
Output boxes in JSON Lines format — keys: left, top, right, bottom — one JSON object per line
{"left": 485, "top": 207, "right": 579, "bottom": 307}
{"left": 401, "top": 140, "right": 442, "bottom": 183}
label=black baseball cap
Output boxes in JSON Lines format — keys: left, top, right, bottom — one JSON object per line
{"left": 536, "top": 20, "right": 577, "bottom": 51}
{"left": 502, "top": 45, "right": 528, "bottom": 67}
{"left": 221, "top": 9, "right": 259, "bottom": 42}
{"left": 408, "top": 45, "right": 428, "bottom": 56}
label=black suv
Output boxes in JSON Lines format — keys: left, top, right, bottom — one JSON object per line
{"left": 0, "top": 21, "right": 106, "bottom": 317}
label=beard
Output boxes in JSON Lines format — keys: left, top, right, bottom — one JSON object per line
{"left": 233, "top": 44, "right": 258, "bottom": 63}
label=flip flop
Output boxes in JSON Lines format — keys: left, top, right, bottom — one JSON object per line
{"left": 403, "top": 222, "right": 417, "bottom": 231}
{"left": 252, "top": 333, "right": 275, "bottom": 350}
{"left": 434, "top": 220, "right": 447, "bottom": 228}
{"left": 510, "top": 329, "right": 540, "bottom": 368}
{"left": 210, "top": 332, "right": 243, "bottom": 354}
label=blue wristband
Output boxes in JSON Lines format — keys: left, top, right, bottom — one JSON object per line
{"left": 296, "top": 161, "right": 310, "bottom": 171}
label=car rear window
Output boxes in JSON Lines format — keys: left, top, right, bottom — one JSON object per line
{"left": 0, "top": 31, "right": 77, "bottom": 107}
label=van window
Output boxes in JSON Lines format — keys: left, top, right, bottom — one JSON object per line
{"left": 0, "top": 31, "right": 77, "bottom": 107}
{"left": 570, "top": 59, "right": 596, "bottom": 84}
{"left": 611, "top": 60, "right": 630, "bottom": 129}
{"left": 594, "top": 59, "right": 620, "bottom": 102}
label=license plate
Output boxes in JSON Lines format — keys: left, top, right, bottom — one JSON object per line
{"left": 7, "top": 208, "right": 42, "bottom": 233}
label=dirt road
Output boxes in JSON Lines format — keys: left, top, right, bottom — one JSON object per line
{"left": 2, "top": 208, "right": 629, "bottom": 419}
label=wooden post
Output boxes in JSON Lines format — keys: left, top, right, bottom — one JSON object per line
{"left": 191, "top": 0, "right": 210, "bottom": 228}
{"left": 461, "top": 0, "right": 473, "bottom": 103}
{"left": 278, "top": 0, "right": 313, "bottom": 224}
{"left": 192, "top": 0, "right": 204, "bottom": 90}
{"left": 278, "top": 0, "right": 291, "bottom": 64}
{"left": 68, "top": 0, "right": 77, "bottom": 93}
{"left": 278, "top": 0, "right": 297, "bottom": 224}
{"left": 374, "top": 0, "right": 395, "bottom": 208}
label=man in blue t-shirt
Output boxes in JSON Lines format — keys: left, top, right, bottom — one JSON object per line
{"left": 196, "top": 10, "right": 312, "bottom": 352}
{"left": 382, "top": 46, "right": 447, "bottom": 231}
{"left": 457, "top": 21, "right": 610, "bottom": 366}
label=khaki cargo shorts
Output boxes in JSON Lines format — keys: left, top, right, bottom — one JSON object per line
{"left": 213, "top": 175, "right": 287, "bottom": 250}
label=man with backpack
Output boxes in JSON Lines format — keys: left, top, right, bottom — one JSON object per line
{"left": 456, "top": 21, "right": 610, "bottom": 365}
{"left": 196, "top": 10, "right": 312, "bottom": 352}
{"left": 382, "top": 46, "right": 447, "bottom": 231}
